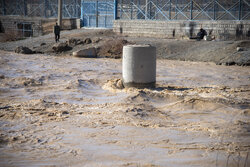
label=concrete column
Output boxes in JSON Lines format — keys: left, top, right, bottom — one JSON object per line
{"left": 58, "top": 0, "right": 62, "bottom": 26}
{"left": 122, "top": 45, "right": 156, "bottom": 88}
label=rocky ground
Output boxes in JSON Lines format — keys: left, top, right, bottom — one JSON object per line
{"left": 0, "top": 29, "right": 249, "bottom": 167}
{"left": 0, "top": 28, "right": 249, "bottom": 65}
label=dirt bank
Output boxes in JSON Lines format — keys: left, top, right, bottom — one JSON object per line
{"left": 0, "top": 50, "right": 249, "bottom": 166}
{"left": 0, "top": 29, "right": 249, "bottom": 65}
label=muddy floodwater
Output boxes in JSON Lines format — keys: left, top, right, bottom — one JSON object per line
{"left": 0, "top": 50, "right": 249, "bottom": 167}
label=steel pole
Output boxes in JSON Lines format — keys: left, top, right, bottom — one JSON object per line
{"left": 74, "top": 0, "right": 77, "bottom": 17}
{"left": 149, "top": 0, "right": 151, "bottom": 19}
{"left": 96, "top": 0, "right": 98, "bottom": 27}
{"left": 58, "top": 0, "right": 62, "bottom": 26}
{"left": 213, "top": 0, "right": 216, "bottom": 20}
{"left": 76, "top": 0, "right": 79, "bottom": 18}
{"left": 130, "top": 0, "right": 133, "bottom": 19}
{"left": 169, "top": 0, "right": 172, "bottom": 20}
{"left": 120, "top": 0, "right": 123, "bottom": 18}
{"left": 44, "top": 0, "right": 48, "bottom": 17}
{"left": 81, "top": 0, "right": 84, "bottom": 23}
{"left": 137, "top": 0, "right": 140, "bottom": 19}
{"left": 190, "top": 0, "right": 193, "bottom": 20}
{"left": 239, "top": 0, "right": 242, "bottom": 20}
{"left": 24, "top": 0, "right": 27, "bottom": 16}
{"left": 3, "top": 0, "right": 6, "bottom": 15}
{"left": 176, "top": 0, "right": 178, "bottom": 20}
{"left": 114, "top": 0, "right": 118, "bottom": 20}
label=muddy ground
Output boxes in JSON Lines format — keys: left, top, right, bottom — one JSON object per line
{"left": 0, "top": 29, "right": 250, "bottom": 65}
{"left": 0, "top": 29, "right": 250, "bottom": 167}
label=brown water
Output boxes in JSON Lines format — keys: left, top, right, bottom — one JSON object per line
{"left": 0, "top": 51, "right": 249, "bottom": 167}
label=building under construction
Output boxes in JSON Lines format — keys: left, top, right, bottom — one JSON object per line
{"left": 0, "top": 0, "right": 249, "bottom": 39}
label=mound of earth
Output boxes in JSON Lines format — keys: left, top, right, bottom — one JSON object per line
{"left": 97, "top": 39, "right": 131, "bottom": 59}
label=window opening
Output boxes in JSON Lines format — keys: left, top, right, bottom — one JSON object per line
{"left": 17, "top": 22, "right": 33, "bottom": 37}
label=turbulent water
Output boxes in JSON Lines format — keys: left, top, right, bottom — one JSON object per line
{"left": 0, "top": 50, "right": 249, "bottom": 167}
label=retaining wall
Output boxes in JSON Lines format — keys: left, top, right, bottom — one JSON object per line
{"left": 113, "top": 20, "right": 250, "bottom": 40}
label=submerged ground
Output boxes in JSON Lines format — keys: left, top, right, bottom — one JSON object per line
{"left": 0, "top": 29, "right": 250, "bottom": 167}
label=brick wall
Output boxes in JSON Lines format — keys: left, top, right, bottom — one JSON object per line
{"left": 0, "top": 16, "right": 43, "bottom": 37}
{"left": 113, "top": 20, "right": 250, "bottom": 40}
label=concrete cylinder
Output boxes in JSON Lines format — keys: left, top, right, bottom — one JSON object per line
{"left": 122, "top": 45, "right": 156, "bottom": 88}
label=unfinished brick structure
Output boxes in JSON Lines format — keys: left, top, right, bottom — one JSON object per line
{"left": 0, "top": 0, "right": 81, "bottom": 37}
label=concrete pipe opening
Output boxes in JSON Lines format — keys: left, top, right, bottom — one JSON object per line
{"left": 122, "top": 45, "right": 156, "bottom": 88}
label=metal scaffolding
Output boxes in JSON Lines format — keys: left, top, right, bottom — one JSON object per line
{"left": 0, "top": 0, "right": 81, "bottom": 18}
{"left": 1, "top": 0, "right": 249, "bottom": 20}
{"left": 117, "top": 0, "right": 250, "bottom": 20}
